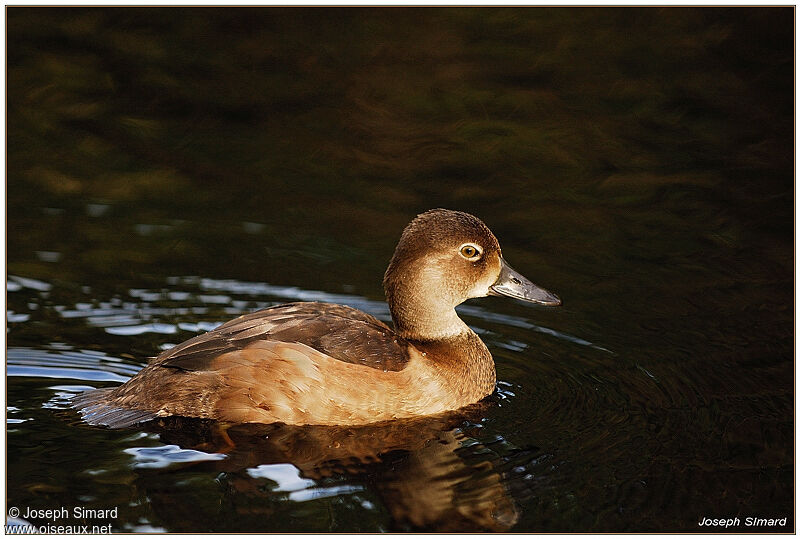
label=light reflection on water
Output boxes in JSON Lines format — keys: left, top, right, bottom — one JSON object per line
{"left": 8, "top": 271, "right": 602, "bottom": 349}
{"left": 7, "top": 347, "right": 137, "bottom": 381}
{"left": 124, "top": 445, "right": 228, "bottom": 469}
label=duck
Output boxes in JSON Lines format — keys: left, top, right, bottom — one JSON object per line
{"left": 74, "top": 208, "right": 560, "bottom": 428}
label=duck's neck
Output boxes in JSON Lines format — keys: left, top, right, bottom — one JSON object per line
{"left": 389, "top": 301, "right": 470, "bottom": 341}
{"left": 384, "top": 261, "right": 472, "bottom": 341}
{"left": 386, "top": 279, "right": 471, "bottom": 341}
{"left": 412, "top": 331, "right": 497, "bottom": 403}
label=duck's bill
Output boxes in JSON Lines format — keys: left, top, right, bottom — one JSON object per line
{"left": 488, "top": 257, "right": 561, "bottom": 306}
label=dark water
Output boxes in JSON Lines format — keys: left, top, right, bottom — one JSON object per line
{"left": 6, "top": 7, "right": 794, "bottom": 533}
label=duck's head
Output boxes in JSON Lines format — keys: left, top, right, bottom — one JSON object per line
{"left": 383, "top": 208, "right": 560, "bottom": 341}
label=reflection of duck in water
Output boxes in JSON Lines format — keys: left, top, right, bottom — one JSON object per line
{"left": 74, "top": 208, "right": 560, "bottom": 427}
{"left": 142, "top": 410, "right": 520, "bottom": 532}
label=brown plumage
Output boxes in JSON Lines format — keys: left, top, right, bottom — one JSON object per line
{"left": 74, "top": 208, "right": 560, "bottom": 427}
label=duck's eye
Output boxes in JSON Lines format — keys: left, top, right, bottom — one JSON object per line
{"left": 459, "top": 243, "right": 482, "bottom": 260}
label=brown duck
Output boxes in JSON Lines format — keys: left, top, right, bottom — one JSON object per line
{"left": 74, "top": 209, "right": 560, "bottom": 427}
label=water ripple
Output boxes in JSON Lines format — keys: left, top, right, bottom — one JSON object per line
{"left": 11, "top": 272, "right": 601, "bottom": 352}
{"left": 124, "top": 444, "right": 227, "bottom": 469}
{"left": 7, "top": 275, "right": 52, "bottom": 292}
{"left": 7, "top": 346, "right": 139, "bottom": 382}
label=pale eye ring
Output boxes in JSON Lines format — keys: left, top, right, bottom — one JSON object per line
{"left": 458, "top": 243, "right": 483, "bottom": 260}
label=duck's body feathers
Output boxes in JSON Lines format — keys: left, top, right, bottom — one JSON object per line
{"left": 158, "top": 302, "right": 411, "bottom": 373}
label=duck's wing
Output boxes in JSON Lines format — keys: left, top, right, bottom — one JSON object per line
{"left": 156, "top": 302, "right": 412, "bottom": 373}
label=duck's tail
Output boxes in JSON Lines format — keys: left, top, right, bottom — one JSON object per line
{"left": 71, "top": 388, "right": 157, "bottom": 429}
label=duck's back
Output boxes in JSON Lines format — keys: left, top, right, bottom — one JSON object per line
{"left": 156, "top": 302, "right": 411, "bottom": 373}
{"left": 74, "top": 302, "right": 453, "bottom": 428}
